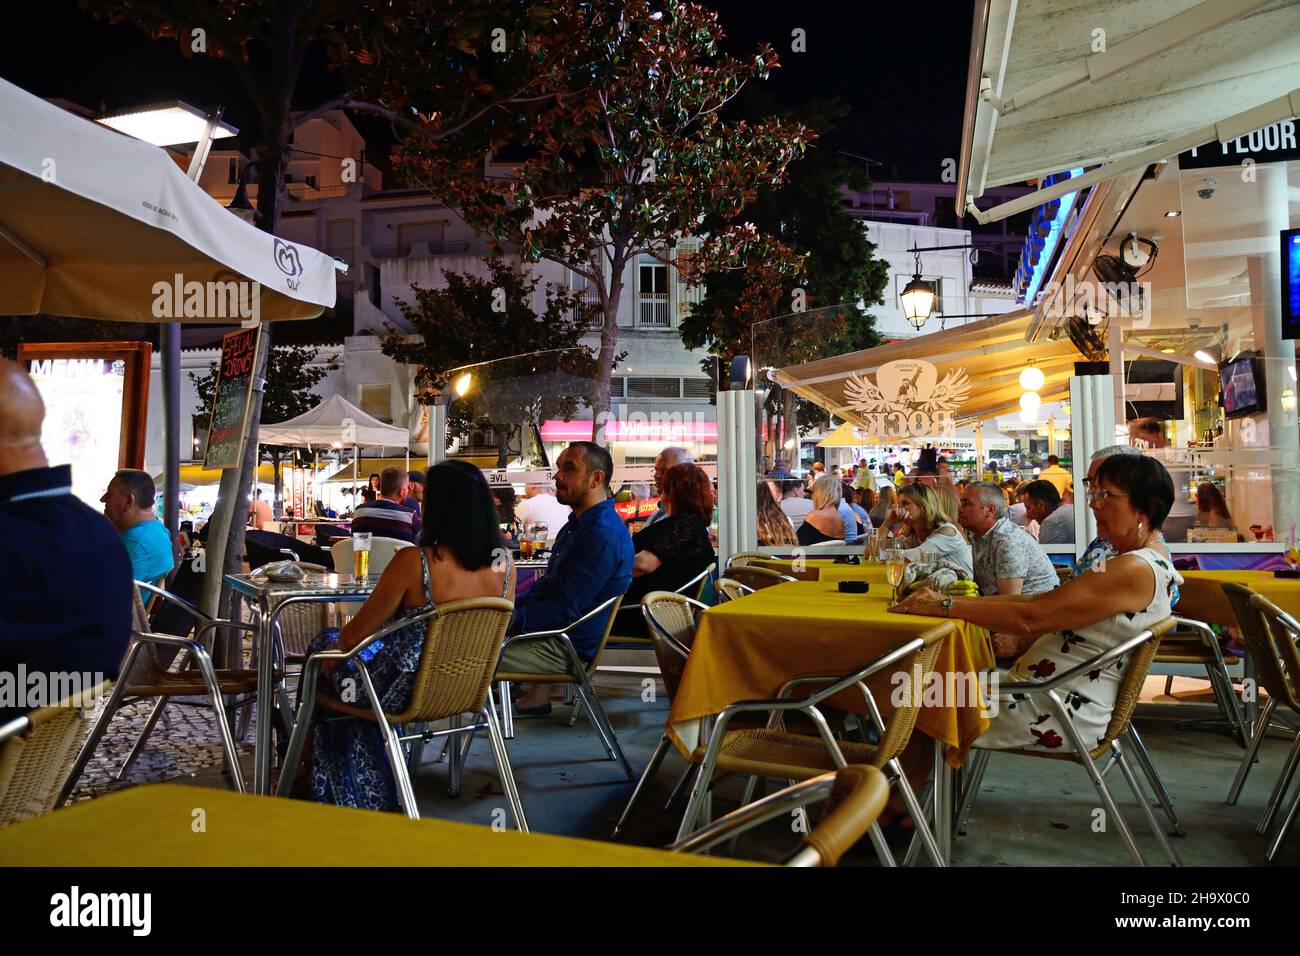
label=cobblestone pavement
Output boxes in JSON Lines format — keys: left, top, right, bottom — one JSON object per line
{"left": 69, "top": 698, "right": 244, "bottom": 802}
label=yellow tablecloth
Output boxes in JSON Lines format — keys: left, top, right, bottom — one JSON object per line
{"left": 1176, "top": 570, "right": 1300, "bottom": 629}
{"left": 668, "top": 581, "right": 994, "bottom": 768}
{"left": 0, "top": 785, "right": 753, "bottom": 867}
{"left": 754, "top": 558, "right": 885, "bottom": 584}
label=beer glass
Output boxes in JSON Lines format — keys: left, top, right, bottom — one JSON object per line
{"left": 885, "top": 548, "right": 908, "bottom": 606}
{"left": 352, "top": 532, "right": 372, "bottom": 583}
{"left": 530, "top": 523, "right": 549, "bottom": 558}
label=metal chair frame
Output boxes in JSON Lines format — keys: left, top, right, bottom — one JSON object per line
{"left": 673, "top": 635, "right": 949, "bottom": 868}
{"left": 600, "top": 563, "right": 717, "bottom": 653}
{"left": 277, "top": 603, "right": 527, "bottom": 829}
{"left": 1156, "top": 615, "right": 1248, "bottom": 745}
{"left": 952, "top": 625, "right": 1183, "bottom": 867}
{"left": 494, "top": 594, "right": 634, "bottom": 780}
{"left": 57, "top": 581, "right": 288, "bottom": 803}
{"left": 1221, "top": 586, "right": 1300, "bottom": 861}
{"left": 719, "top": 566, "right": 796, "bottom": 591}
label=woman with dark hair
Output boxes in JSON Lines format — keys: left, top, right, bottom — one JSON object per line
{"left": 304, "top": 460, "right": 513, "bottom": 810}
{"left": 1195, "top": 482, "right": 1234, "bottom": 530}
{"left": 893, "top": 454, "right": 1182, "bottom": 753}
{"left": 361, "top": 473, "right": 381, "bottom": 505}
{"left": 493, "top": 484, "right": 522, "bottom": 546}
{"left": 613, "top": 463, "right": 716, "bottom": 637}
{"left": 757, "top": 480, "right": 797, "bottom": 546}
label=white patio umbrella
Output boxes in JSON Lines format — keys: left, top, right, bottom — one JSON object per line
{"left": 0, "top": 76, "right": 345, "bottom": 618}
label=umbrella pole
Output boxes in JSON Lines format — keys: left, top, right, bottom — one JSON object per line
{"left": 162, "top": 323, "right": 181, "bottom": 559}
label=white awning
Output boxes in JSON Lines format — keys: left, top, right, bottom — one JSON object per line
{"left": 259, "top": 394, "right": 408, "bottom": 448}
{"left": 959, "top": 0, "right": 1300, "bottom": 223}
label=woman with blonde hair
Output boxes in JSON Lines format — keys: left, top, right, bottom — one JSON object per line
{"left": 797, "top": 474, "right": 845, "bottom": 546}
{"left": 879, "top": 481, "right": 973, "bottom": 577}
{"left": 756, "top": 480, "right": 798, "bottom": 546}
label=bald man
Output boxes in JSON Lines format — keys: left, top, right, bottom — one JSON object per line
{"left": 0, "top": 359, "right": 133, "bottom": 725}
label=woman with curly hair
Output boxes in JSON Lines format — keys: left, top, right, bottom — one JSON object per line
{"left": 613, "top": 463, "right": 717, "bottom": 637}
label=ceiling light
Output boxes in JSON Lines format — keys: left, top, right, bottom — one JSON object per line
{"left": 97, "top": 101, "right": 238, "bottom": 147}
{"left": 1018, "top": 361, "right": 1045, "bottom": 392}
{"left": 1019, "top": 391, "right": 1041, "bottom": 414}
{"left": 1164, "top": 210, "right": 1181, "bottom": 218}
{"left": 1194, "top": 350, "right": 1217, "bottom": 365}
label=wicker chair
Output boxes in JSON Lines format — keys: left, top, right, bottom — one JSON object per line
{"left": 57, "top": 581, "right": 286, "bottom": 803}
{"left": 612, "top": 592, "right": 707, "bottom": 837}
{"left": 0, "top": 680, "right": 111, "bottom": 826}
{"left": 329, "top": 536, "right": 413, "bottom": 579}
{"left": 601, "top": 563, "right": 716, "bottom": 652}
{"left": 493, "top": 594, "right": 634, "bottom": 780}
{"left": 954, "top": 617, "right": 1180, "bottom": 867}
{"left": 716, "top": 577, "right": 756, "bottom": 602}
{"left": 671, "top": 621, "right": 958, "bottom": 867}
{"left": 719, "top": 565, "right": 794, "bottom": 592}
{"left": 671, "top": 764, "right": 891, "bottom": 865}
{"left": 278, "top": 597, "right": 524, "bottom": 828}
{"left": 1221, "top": 583, "right": 1300, "bottom": 861}
{"left": 724, "top": 552, "right": 769, "bottom": 570}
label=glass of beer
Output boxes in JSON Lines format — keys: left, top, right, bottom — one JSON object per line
{"left": 352, "top": 532, "right": 372, "bottom": 583}
{"left": 530, "top": 523, "right": 549, "bottom": 558}
{"left": 885, "top": 548, "right": 908, "bottom": 606}
{"left": 519, "top": 535, "right": 534, "bottom": 560}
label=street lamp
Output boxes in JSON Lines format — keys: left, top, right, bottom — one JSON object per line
{"left": 900, "top": 273, "right": 936, "bottom": 331}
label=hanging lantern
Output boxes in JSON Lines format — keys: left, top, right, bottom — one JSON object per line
{"left": 1019, "top": 391, "right": 1041, "bottom": 414}
{"left": 1019, "top": 361, "right": 1045, "bottom": 392}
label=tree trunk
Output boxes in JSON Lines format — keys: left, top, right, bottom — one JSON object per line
{"left": 592, "top": 275, "right": 623, "bottom": 444}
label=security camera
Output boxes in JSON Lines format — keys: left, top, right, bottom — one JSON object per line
{"left": 1197, "top": 179, "right": 1217, "bottom": 200}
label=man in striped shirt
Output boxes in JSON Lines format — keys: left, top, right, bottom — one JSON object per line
{"left": 350, "top": 466, "right": 420, "bottom": 543}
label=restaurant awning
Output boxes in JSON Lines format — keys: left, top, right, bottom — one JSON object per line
{"left": 320, "top": 455, "right": 498, "bottom": 483}
{"left": 772, "top": 310, "right": 1081, "bottom": 428}
{"left": 959, "top": 0, "right": 1300, "bottom": 223}
{"left": 259, "top": 395, "right": 408, "bottom": 448}
{"left": 155, "top": 463, "right": 277, "bottom": 487}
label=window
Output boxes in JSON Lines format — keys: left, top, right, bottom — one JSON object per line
{"left": 626, "top": 376, "right": 681, "bottom": 398}
{"left": 359, "top": 384, "right": 392, "bottom": 423}
{"left": 228, "top": 158, "right": 238, "bottom": 185}
{"left": 638, "top": 261, "right": 670, "bottom": 328}
{"left": 305, "top": 175, "right": 318, "bottom": 189}
{"left": 569, "top": 268, "right": 603, "bottom": 329}
{"left": 682, "top": 377, "right": 713, "bottom": 400}
{"left": 895, "top": 274, "right": 945, "bottom": 315}
{"left": 675, "top": 239, "right": 704, "bottom": 320}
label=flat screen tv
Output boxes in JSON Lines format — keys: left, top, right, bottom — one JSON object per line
{"left": 1284, "top": 228, "right": 1300, "bottom": 341}
{"left": 1219, "top": 356, "right": 1266, "bottom": 419}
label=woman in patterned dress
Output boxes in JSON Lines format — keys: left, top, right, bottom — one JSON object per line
{"left": 303, "top": 461, "right": 514, "bottom": 810}
{"left": 892, "top": 455, "right": 1180, "bottom": 753}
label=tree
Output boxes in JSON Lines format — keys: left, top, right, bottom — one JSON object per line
{"left": 375, "top": 0, "right": 813, "bottom": 434}
{"left": 192, "top": 344, "right": 336, "bottom": 510}
{"left": 677, "top": 98, "right": 889, "bottom": 468}
{"left": 379, "top": 258, "right": 608, "bottom": 467}
{"left": 86, "top": 0, "right": 580, "bottom": 622}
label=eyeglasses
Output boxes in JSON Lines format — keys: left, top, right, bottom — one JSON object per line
{"left": 1086, "top": 489, "right": 1130, "bottom": 504}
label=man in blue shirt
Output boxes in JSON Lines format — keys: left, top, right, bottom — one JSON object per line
{"left": 499, "top": 441, "right": 633, "bottom": 716}
{"left": 0, "top": 359, "right": 133, "bottom": 725}
{"left": 101, "top": 469, "right": 175, "bottom": 584}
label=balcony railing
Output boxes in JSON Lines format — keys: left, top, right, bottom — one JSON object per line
{"left": 638, "top": 292, "right": 671, "bottom": 328}
{"left": 369, "top": 240, "right": 472, "bottom": 259}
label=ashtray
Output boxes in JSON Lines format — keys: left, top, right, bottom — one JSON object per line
{"left": 1274, "top": 569, "right": 1300, "bottom": 579}
{"left": 838, "top": 580, "right": 869, "bottom": 594}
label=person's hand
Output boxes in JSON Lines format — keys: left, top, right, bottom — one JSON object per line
{"left": 889, "top": 586, "right": 947, "bottom": 616}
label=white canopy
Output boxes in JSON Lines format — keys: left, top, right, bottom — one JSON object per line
{"left": 959, "top": 0, "right": 1300, "bottom": 223}
{"left": 259, "top": 394, "right": 408, "bottom": 448}
{"left": 0, "top": 77, "right": 342, "bottom": 321}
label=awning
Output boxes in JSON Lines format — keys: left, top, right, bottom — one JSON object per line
{"left": 320, "top": 455, "right": 498, "bottom": 482}
{"left": 538, "top": 419, "right": 718, "bottom": 444}
{"left": 156, "top": 463, "right": 277, "bottom": 487}
{"left": 259, "top": 394, "right": 408, "bottom": 448}
{"left": 772, "top": 310, "right": 1080, "bottom": 428}
{"left": 959, "top": 0, "right": 1300, "bottom": 223}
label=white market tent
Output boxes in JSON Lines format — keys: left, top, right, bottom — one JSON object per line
{"left": 0, "top": 76, "right": 342, "bottom": 319}
{"left": 958, "top": 0, "right": 1300, "bottom": 224}
{"left": 260, "top": 395, "right": 409, "bottom": 508}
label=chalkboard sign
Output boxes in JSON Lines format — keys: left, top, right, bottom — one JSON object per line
{"left": 203, "top": 326, "right": 261, "bottom": 470}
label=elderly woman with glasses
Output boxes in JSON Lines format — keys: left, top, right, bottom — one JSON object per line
{"left": 891, "top": 454, "right": 1182, "bottom": 753}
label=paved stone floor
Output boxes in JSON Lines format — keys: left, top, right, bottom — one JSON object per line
{"left": 73, "top": 670, "right": 1300, "bottom": 866}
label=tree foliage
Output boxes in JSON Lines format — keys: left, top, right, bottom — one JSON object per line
{"left": 369, "top": 0, "right": 812, "bottom": 428}
{"left": 380, "top": 258, "right": 609, "bottom": 466}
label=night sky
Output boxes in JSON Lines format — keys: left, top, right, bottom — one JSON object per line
{"left": 1, "top": 1, "right": 973, "bottom": 182}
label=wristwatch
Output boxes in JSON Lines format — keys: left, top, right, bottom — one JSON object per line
{"left": 938, "top": 596, "right": 954, "bottom": 616}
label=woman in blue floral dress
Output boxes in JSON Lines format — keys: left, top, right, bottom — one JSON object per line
{"left": 304, "top": 461, "right": 513, "bottom": 811}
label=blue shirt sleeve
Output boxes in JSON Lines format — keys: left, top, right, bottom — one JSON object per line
{"left": 512, "top": 523, "right": 632, "bottom": 638}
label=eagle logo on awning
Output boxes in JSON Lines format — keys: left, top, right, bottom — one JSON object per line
{"left": 843, "top": 359, "right": 970, "bottom": 439}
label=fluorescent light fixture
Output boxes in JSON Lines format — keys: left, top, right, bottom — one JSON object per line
{"left": 97, "top": 101, "right": 238, "bottom": 147}
{"left": 1194, "top": 350, "right": 1217, "bottom": 365}
{"left": 1164, "top": 210, "right": 1182, "bottom": 218}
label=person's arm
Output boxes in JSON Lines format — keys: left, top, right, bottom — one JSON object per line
{"left": 890, "top": 552, "right": 1156, "bottom": 640}
{"left": 337, "top": 548, "right": 418, "bottom": 652}
{"left": 511, "top": 526, "right": 625, "bottom": 635}
{"left": 633, "top": 551, "right": 662, "bottom": 576}
{"left": 996, "top": 577, "right": 1024, "bottom": 595}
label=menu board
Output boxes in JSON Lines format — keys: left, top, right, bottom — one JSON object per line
{"left": 203, "top": 326, "right": 261, "bottom": 470}
{"left": 18, "top": 342, "right": 150, "bottom": 509}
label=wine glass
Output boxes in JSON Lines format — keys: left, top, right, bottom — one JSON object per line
{"left": 885, "top": 548, "right": 908, "bottom": 605}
